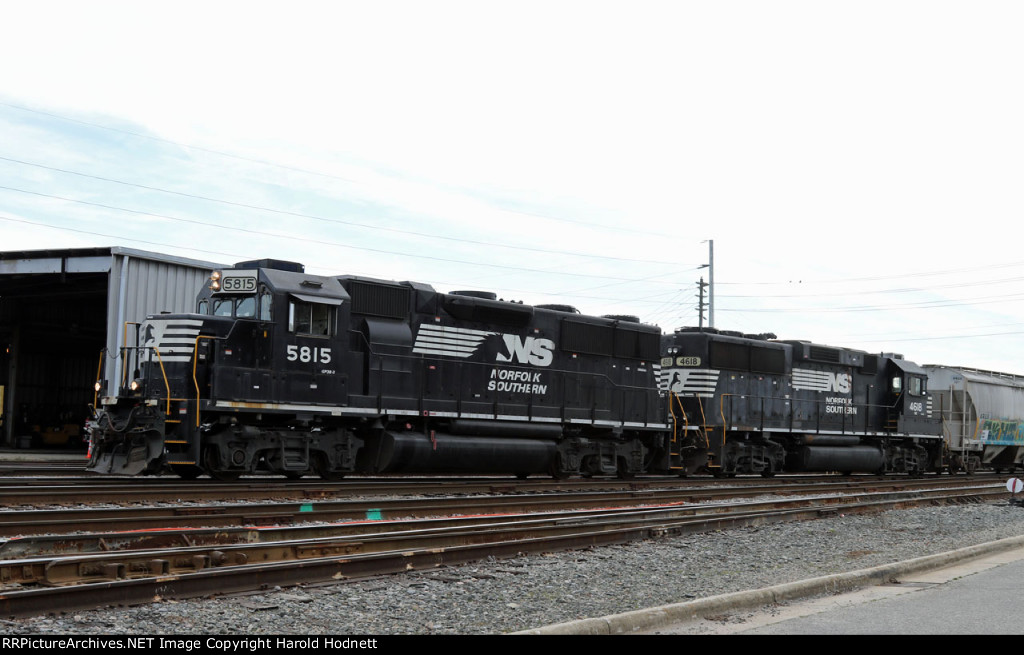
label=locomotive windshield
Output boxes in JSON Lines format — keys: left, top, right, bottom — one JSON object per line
{"left": 211, "top": 296, "right": 257, "bottom": 318}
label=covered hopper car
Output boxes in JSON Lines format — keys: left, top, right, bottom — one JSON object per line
{"left": 925, "top": 365, "right": 1024, "bottom": 474}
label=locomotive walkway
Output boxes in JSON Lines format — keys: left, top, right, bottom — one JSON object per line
{"left": 520, "top": 535, "right": 1024, "bottom": 635}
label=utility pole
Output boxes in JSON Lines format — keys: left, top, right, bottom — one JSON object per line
{"left": 705, "top": 239, "right": 715, "bottom": 328}
{"left": 698, "top": 239, "right": 715, "bottom": 329}
{"left": 697, "top": 276, "right": 708, "bottom": 329}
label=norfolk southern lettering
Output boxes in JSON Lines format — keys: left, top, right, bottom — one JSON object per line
{"left": 488, "top": 368, "right": 548, "bottom": 394}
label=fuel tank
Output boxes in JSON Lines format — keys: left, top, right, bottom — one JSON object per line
{"left": 787, "top": 445, "right": 885, "bottom": 472}
{"left": 368, "top": 431, "right": 557, "bottom": 474}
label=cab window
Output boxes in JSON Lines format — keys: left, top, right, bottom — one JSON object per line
{"left": 236, "top": 296, "right": 256, "bottom": 318}
{"left": 259, "top": 288, "right": 272, "bottom": 321}
{"left": 289, "top": 300, "right": 332, "bottom": 336}
{"left": 213, "top": 298, "right": 234, "bottom": 317}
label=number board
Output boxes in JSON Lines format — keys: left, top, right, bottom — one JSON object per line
{"left": 218, "top": 270, "right": 258, "bottom": 294}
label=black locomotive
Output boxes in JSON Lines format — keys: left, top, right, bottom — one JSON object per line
{"left": 661, "top": 329, "right": 943, "bottom": 477}
{"left": 87, "top": 259, "right": 676, "bottom": 479}
{"left": 87, "top": 259, "right": 946, "bottom": 479}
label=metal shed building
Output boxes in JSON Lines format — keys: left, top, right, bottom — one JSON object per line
{"left": 0, "top": 247, "right": 223, "bottom": 448}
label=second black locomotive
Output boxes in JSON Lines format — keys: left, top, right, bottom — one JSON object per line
{"left": 662, "top": 329, "right": 943, "bottom": 477}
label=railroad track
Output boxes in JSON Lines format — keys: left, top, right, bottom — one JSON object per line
{"left": 0, "top": 477, "right": 1010, "bottom": 618}
{"left": 0, "top": 470, "right": 1005, "bottom": 504}
{"left": 0, "top": 475, "right": 1006, "bottom": 537}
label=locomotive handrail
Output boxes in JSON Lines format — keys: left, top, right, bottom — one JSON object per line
{"left": 120, "top": 322, "right": 142, "bottom": 391}
{"left": 192, "top": 335, "right": 223, "bottom": 428}
{"left": 668, "top": 389, "right": 708, "bottom": 469}
{"left": 111, "top": 343, "right": 178, "bottom": 419}
{"left": 695, "top": 395, "right": 709, "bottom": 438}
{"left": 149, "top": 347, "right": 174, "bottom": 419}
{"left": 668, "top": 391, "right": 690, "bottom": 434}
{"left": 719, "top": 393, "right": 733, "bottom": 432}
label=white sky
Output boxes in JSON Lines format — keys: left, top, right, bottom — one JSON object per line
{"left": 1, "top": 0, "right": 1023, "bottom": 372}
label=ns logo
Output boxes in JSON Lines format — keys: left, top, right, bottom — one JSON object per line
{"left": 828, "top": 372, "right": 852, "bottom": 393}
{"left": 496, "top": 334, "right": 555, "bottom": 367}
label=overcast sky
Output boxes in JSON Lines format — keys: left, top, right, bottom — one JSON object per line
{"left": 2, "top": 1, "right": 1023, "bottom": 373}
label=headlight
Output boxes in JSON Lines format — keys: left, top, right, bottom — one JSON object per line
{"left": 129, "top": 379, "right": 142, "bottom": 392}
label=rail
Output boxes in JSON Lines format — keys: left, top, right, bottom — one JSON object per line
{"left": 0, "top": 480, "right": 1006, "bottom": 618}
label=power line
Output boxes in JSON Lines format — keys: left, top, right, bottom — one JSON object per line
{"left": 856, "top": 329, "right": 1024, "bottom": 343}
{"left": 0, "top": 211, "right": 680, "bottom": 284}
{"left": 719, "top": 292, "right": 1024, "bottom": 313}
{"left": 717, "top": 275, "right": 1024, "bottom": 299}
{"left": 717, "top": 259, "right": 1024, "bottom": 287}
{"left": 0, "top": 156, "right": 682, "bottom": 266}
{"left": 0, "top": 100, "right": 685, "bottom": 239}
{"left": 0, "top": 214, "right": 247, "bottom": 261}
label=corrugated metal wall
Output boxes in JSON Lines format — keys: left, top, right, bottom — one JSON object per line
{"left": 101, "top": 250, "right": 222, "bottom": 395}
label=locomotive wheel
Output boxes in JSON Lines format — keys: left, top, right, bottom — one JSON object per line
{"left": 549, "top": 453, "right": 571, "bottom": 480}
{"left": 314, "top": 453, "right": 346, "bottom": 481}
{"left": 204, "top": 446, "right": 242, "bottom": 481}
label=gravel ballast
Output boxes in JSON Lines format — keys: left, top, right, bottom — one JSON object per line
{"left": 4, "top": 501, "right": 1024, "bottom": 635}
